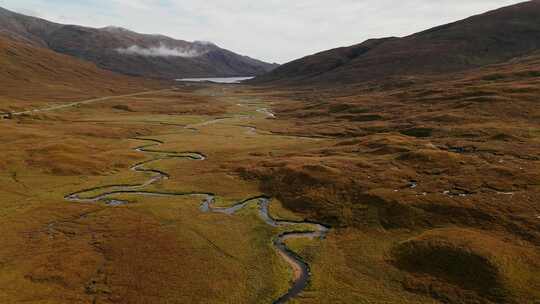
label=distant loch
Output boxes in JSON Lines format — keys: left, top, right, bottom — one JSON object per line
{"left": 176, "top": 77, "right": 254, "bottom": 84}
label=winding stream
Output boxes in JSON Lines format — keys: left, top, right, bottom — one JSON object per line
{"left": 64, "top": 111, "right": 329, "bottom": 303}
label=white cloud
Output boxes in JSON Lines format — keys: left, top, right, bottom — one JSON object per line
{"left": 115, "top": 43, "right": 205, "bottom": 58}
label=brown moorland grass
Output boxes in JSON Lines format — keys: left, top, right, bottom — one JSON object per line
{"left": 234, "top": 54, "right": 540, "bottom": 303}
{"left": 391, "top": 228, "right": 540, "bottom": 303}
{"left": 0, "top": 35, "right": 164, "bottom": 112}
{"left": 0, "top": 85, "right": 336, "bottom": 303}
{"left": 1, "top": 56, "right": 539, "bottom": 304}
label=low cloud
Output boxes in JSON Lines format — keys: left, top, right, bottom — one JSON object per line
{"left": 194, "top": 40, "right": 215, "bottom": 46}
{"left": 115, "top": 43, "right": 205, "bottom": 57}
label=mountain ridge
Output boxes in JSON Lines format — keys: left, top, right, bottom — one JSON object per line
{"left": 0, "top": 6, "right": 278, "bottom": 79}
{"left": 253, "top": 0, "right": 540, "bottom": 85}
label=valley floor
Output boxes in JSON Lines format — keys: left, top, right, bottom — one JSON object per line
{"left": 0, "top": 78, "right": 539, "bottom": 303}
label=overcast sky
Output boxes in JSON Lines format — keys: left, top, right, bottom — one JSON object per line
{"left": 0, "top": 0, "right": 527, "bottom": 63}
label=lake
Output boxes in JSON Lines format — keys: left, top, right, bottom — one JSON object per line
{"left": 176, "top": 77, "right": 254, "bottom": 84}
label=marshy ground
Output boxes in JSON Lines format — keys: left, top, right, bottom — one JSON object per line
{"left": 0, "top": 85, "right": 339, "bottom": 304}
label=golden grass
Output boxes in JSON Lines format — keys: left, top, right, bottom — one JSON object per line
{"left": 226, "top": 58, "right": 540, "bottom": 303}
{"left": 391, "top": 228, "right": 540, "bottom": 303}
{"left": 1, "top": 65, "right": 539, "bottom": 304}
{"left": 0, "top": 85, "right": 335, "bottom": 303}
{"left": 285, "top": 229, "right": 440, "bottom": 304}
{"left": 0, "top": 36, "right": 163, "bottom": 112}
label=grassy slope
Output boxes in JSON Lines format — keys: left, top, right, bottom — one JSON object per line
{"left": 0, "top": 35, "right": 162, "bottom": 112}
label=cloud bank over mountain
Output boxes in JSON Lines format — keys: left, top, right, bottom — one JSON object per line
{"left": 116, "top": 44, "right": 205, "bottom": 57}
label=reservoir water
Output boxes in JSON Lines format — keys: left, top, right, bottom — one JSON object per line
{"left": 176, "top": 77, "right": 254, "bottom": 84}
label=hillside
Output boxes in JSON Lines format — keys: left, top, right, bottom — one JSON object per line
{"left": 0, "top": 7, "right": 278, "bottom": 79}
{"left": 254, "top": 0, "right": 540, "bottom": 85}
{"left": 239, "top": 50, "right": 540, "bottom": 303}
{"left": 0, "top": 35, "right": 160, "bottom": 112}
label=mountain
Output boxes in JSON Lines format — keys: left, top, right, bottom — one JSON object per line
{"left": 0, "top": 35, "right": 158, "bottom": 109}
{"left": 0, "top": 6, "right": 278, "bottom": 79}
{"left": 253, "top": 0, "right": 540, "bottom": 85}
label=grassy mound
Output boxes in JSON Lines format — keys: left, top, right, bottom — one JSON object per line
{"left": 391, "top": 228, "right": 540, "bottom": 304}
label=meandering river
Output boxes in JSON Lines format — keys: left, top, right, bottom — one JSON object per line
{"left": 64, "top": 109, "right": 329, "bottom": 303}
